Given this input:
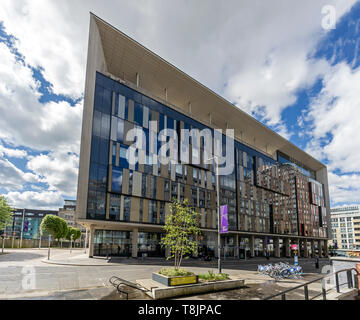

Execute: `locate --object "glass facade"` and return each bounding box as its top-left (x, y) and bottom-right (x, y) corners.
top-left (86, 72), bottom-right (328, 256)
top-left (4, 209), bottom-right (58, 240)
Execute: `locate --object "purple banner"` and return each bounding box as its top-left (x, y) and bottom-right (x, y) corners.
top-left (220, 205), bottom-right (229, 234)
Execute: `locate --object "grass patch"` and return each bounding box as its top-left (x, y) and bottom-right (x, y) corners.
top-left (158, 268), bottom-right (195, 277)
top-left (198, 270), bottom-right (230, 282)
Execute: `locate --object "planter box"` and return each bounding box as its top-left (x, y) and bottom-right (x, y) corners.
top-left (152, 273), bottom-right (199, 287)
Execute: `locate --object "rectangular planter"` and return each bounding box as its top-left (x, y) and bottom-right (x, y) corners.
top-left (152, 273), bottom-right (199, 287)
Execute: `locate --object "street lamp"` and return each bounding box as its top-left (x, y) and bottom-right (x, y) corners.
top-left (48, 235), bottom-right (51, 260)
top-left (1, 235), bottom-right (5, 254)
top-left (70, 234), bottom-right (74, 255)
top-left (207, 155), bottom-right (222, 274)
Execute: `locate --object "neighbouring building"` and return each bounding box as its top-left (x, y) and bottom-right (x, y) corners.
top-left (330, 206), bottom-right (360, 250)
top-left (58, 200), bottom-right (87, 242)
top-left (76, 14), bottom-right (331, 259)
top-left (3, 209), bottom-right (58, 240)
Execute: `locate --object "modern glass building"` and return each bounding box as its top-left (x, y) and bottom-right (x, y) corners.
top-left (3, 209), bottom-right (58, 240)
top-left (76, 14), bottom-right (331, 259)
top-left (330, 206), bottom-right (360, 251)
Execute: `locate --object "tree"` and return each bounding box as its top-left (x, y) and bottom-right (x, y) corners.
top-left (40, 215), bottom-right (68, 243)
top-left (161, 199), bottom-right (201, 270)
top-left (0, 195), bottom-right (13, 231)
top-left (65, 227), bottom-right (81, 242)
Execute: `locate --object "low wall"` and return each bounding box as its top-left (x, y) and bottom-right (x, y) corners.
top-left (1, 238), bottom-right (84, 249)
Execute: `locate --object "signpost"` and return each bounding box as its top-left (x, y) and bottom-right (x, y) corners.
top-left (291, 244), bottom-right (299, 266)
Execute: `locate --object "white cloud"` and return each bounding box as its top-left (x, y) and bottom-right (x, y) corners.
top-left (328, 172), bottom-right (360, 204)
top-left (0, 37), bottom-right (81, 208)
top-left (27, 150), bottom-right (79, 198)
top-left (305, 62), bottom-right (360, 174)
top-left (0, 144), bottom-right (27, 158)
top-left (6, 190), bottom-right (64, 210)
top-left (0, 158), bottom-right (38, 191)
top-left (0, 42), bottom-right (83, 153)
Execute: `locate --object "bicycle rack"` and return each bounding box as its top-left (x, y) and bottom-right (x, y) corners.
top-left (109, 276), bottom-right (150, 300)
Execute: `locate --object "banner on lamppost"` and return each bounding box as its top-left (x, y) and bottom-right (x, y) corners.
top-left (220, 205), bottom-right (229, 234)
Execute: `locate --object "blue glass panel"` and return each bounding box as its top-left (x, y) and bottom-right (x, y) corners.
top-left (94, 85), bottom-right (104, 112)
top-left (97, 164), bottom-right (108, 192)
top-left (134, 103), bottom-right (143, 127)
top-left (112, 168), bottom-right (123, 193)
top-left (167, 117), bottom-right (174, 130)
top-left (99, 138), bottom-right (110, 165)
top-left (102, 88), bottom-right (112, 115)
top-left (93, 111), bottom-right (101, 137)
top-left (100, 113), bottom-right (111, 140)
top-left (90, 135), bottom-right (100, 164)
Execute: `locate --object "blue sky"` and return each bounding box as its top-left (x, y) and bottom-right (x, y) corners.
top-left (0, 1), bottom-right (359, 209)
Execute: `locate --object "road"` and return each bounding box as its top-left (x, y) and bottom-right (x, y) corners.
top-left (0, 249), bottom-right (332, 300)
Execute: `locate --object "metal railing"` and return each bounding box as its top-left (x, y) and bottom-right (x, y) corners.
top-left (109, 276), bottom-right (149, 300)
top-left (263, 268), bottom-right (359, 300)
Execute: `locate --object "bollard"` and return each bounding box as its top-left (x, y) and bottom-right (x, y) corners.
top-left (356, 264), bottom-right (360, 296)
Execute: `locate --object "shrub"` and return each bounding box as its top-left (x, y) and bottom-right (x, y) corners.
top-left (198, 270), bottom-right (230, 282)
top-left (158, 268), bottom-right (194, 277)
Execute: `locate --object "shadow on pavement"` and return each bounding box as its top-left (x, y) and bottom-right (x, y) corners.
top-left (0, 251), bottom-right (44, 262)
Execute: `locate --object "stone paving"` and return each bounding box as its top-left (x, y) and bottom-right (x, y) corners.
top-left (0, 248), bottom-right (346, 300)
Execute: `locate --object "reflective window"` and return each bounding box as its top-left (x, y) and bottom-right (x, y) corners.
top-left (109, 194), bottom-right (121, 221)
top-left (118, 94), bottom-right (127, 119)
top-left (112, 168), bottom-right (123, 193)
top-left (134, 103), bottom-right (143, 127)
top-left (123, 196), bottom-right (131, 222)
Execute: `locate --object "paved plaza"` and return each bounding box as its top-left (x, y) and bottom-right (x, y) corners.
top-left (0, 248), bottom-right (349, 300)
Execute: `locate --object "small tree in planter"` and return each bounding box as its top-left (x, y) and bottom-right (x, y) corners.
top-left (161, 199), bottom-right (201, 271)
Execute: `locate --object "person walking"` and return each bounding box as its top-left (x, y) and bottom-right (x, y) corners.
top-left (315, 255), bottom-right (320, 269)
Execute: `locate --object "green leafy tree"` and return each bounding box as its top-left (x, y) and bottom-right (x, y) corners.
top-left (161, 199), bottom-right (201, 270)
top-left (40, 215), bottom-right (68, 243)
top-left (65, 227), bottom-right (81, 242)
top-left (0, 195), bottom-right (13, 231)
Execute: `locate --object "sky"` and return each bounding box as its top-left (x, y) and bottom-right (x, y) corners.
top-left (0, 0), bottom-right (360, 210)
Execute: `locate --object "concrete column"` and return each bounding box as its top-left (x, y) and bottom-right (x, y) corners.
top-left (303, 239), bottom-right (309, 258)
top-left (89, 226), bottom-right (95, 258)
top-left (250, 235), bottom-right (255, 258)
top-left (274, 237), bottom-right (280, 258)
top-left (318, 240), bottom-right (323, 258)
top-left (311, 240), bottom-right (316, 258)
top-left (284, 238), bottom-right (290, 257)
top-left (132, 228), bottom-right (139, 258)
top-left (235, 234), bottom-right (240, 258)
top-left (84, 229), bottom-right (89, 253)
top-left (324, 240), bottom-right (329, 257)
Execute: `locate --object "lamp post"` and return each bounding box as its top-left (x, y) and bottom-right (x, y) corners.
top-left (207, 155), bottom-right (221, 274)
top-left (48, 235), bottom-right (51, 260)
top-left (1, 236), bottom-right (4, 254)
top-left (70, 234), bottom-right (74, 255)
top-left (20, 208), bottom-right (25, 249)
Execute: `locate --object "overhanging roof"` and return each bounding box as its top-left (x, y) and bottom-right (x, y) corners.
top-left (90, 13), bottom-right (326, 172)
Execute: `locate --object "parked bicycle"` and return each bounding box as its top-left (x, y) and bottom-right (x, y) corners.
top-left (258, 262), bottom-right (303, 280)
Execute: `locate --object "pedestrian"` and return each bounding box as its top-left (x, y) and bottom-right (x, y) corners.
top-left (315, 255), bottom-right (319, 269)
top-left (265, 249), bottom-right (270, 261)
